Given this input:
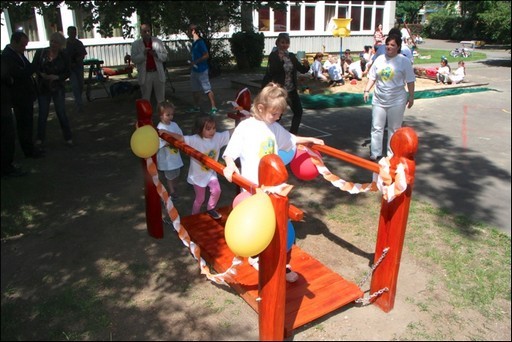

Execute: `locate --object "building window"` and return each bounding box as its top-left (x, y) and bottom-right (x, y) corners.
top-left (274, 9), bottom-right (286, 32)
top-left (8, 8), bottom-right (39, 41)
top-left (73, 9), bottom-right (94, 39)
top-left (43, 8), bottom-right (64, 39)
top-left (290, 5), bottom-right (301, 31)
top-left (363, 6), bottom-right (373, 31)
top-left (258, 1), bottom-right (386, 34)
top-left (375, 8), bottom-right (384, 30)
top-left (305, 5), bottom-right (315, 30)
top-left (325, 2), bottom-right (348, 31)
top-left (258, 7), bottom-right (270, 31)
top-left (350, 4), bottom-right (361, 31)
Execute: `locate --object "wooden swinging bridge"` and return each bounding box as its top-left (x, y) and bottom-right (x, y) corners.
top-left (136, 99), bottom-right (418, 340)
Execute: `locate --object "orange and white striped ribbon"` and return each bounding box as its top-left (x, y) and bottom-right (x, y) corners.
top-left (299, 145), bottom-right (407, 202)
top-left (145, 158), bottom-right (242, 285)
top-left (374, 156), bottom-right (408, 202)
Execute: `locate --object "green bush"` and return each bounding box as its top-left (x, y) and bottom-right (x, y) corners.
top-left (229, 31), bottom-right (265, 70)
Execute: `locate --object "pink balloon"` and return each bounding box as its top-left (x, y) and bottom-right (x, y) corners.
top-left (290, 148), bottom-right (320, 181)
top-left (232, 191), bottom-right (252, 208)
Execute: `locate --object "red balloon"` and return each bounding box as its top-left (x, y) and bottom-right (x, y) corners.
top-left (232, 191), bottom-right (252, 208)
top-left (290, 148), bottom-right (320, 181)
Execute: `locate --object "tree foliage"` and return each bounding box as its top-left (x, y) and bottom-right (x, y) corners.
top-left (396, 1), bottom-right (427, 24)
top-left (397, 0), bottom-right (511, 44)
top-left (1, 1), bottom-right (286, 39)
top-left (477, 1), bottom-right (511, 44)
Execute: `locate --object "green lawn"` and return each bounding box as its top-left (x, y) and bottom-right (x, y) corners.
top-left (412, 47), bottom-right (487, 65)
top-left (257, 48), bottom-right (487, 69)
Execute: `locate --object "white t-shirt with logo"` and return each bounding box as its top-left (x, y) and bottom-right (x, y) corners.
top-left (223, 117), bottom-right (296, 185)
top-left (184, 131), bottom-right (230, 187)
top-left (156, 121), bottom-right (184, 171)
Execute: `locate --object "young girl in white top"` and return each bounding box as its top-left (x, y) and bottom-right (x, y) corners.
top-left (160, 116), bottom-right (232, 219)
top-left (449, 60), bottom-right (466, 84)
top-left (156, 100), bottom-right (184, 200)
top-left (436, 57), bottom-right (451, 84)
top-left (223, 82), bottom-right (324, 282)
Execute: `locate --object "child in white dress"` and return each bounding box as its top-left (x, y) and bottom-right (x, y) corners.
top-left (156, 101), bottom-right (184, 200)
top-left (449, 61), bottom-right (466, 84)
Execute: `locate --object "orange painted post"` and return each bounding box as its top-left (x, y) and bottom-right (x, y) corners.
top-left (258, 154), bottom-right (289, 341)
top-left (370, 127), bottom-right (418, 312)
top-left (136, 99), bottom-right (163, 239)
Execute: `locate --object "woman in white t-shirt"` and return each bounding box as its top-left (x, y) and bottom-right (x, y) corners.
top-left (363, 34), bottom-right (416, 161)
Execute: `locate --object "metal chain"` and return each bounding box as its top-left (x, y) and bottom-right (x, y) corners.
top-left (357, 247), bottom-right (389, 288)
top-left (354, 247), bottom-right (390, 306)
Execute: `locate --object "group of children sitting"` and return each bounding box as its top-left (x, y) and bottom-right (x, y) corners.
top-left (309, 46), bottom-right (375, 87)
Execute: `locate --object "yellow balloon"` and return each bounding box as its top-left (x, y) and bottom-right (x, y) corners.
top-left (130, 125), bottom-right (159, 158)
top-left (225, 192), bottom-right (276, 257)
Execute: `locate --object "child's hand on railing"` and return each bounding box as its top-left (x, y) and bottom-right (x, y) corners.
top-left (223, 164), bottom-right (240, 182)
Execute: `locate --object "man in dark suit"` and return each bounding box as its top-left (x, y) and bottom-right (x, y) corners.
top-left (1, 31), bottom-right (42, 159)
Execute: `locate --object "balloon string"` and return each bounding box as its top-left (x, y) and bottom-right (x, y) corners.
top-left (298, 145), bottom-right (407, 202)
top-left (145, 157), bottom-right (242, 285)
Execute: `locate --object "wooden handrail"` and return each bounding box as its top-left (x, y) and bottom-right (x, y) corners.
top-left (310, 144), bottom-right (380, 174)
top-left (160, 132), bottom-right (259, 193)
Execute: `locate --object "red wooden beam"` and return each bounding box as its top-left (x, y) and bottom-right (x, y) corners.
top-left (136, 99), bottom-right (163, 239)
top-left (370, 127), bottom-right (418, 312)
top-left (257, 154), bottom-right (289, 341)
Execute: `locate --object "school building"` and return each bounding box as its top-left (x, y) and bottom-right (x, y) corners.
top-left (1, 1), bottom-right (396, 66)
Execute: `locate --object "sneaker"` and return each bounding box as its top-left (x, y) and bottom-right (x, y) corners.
top-left (248, 256), bottom-right (259, 271)
top-left (285, 265), bottom-right (299, 283)
top-left (186, 106), bottom-right (200, 114)
top-left (207, 209), bottom-right (222, 220)
top-left (66, 139), bottom-right (73, 147)
top-left (209, 107), bottom-right (219, 116)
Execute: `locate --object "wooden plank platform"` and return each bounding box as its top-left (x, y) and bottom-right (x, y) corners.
top-left (181, 206), bottom-right (364, 334)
